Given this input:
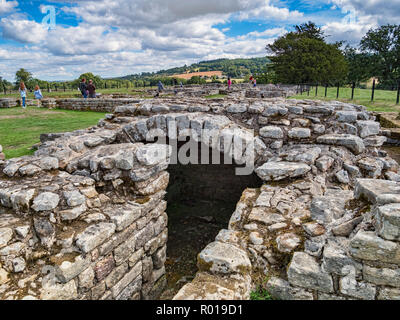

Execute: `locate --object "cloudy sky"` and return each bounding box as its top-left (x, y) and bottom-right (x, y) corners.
top-left (0, 0), bottom-right (397, 81)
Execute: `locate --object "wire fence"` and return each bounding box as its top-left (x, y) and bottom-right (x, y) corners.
top-left (296, 81), bottom-right (400, 105)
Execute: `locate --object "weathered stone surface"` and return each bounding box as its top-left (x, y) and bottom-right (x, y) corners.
top-left (255, 161), bottom-right (311, 181)
top-left (311, 190), bottom-right (353, 223)
top-left (355, 179), bottom-right (400, 204)
top-left (259, 126), bottom-right (283, 139)
top-left (32, 192), bottom-right (60, 212)
top-left (55, 255), bottom-right (91, 283)
top-left (288, 252), bottom-right (334, 293)
top-left (378, 288), bottom-right (400, 300)
top-left (332, 217), bottom-right (363, 237)
top-left (198, 242), bottom-right (251, 274)
top-left (248, 207), bottom-right (286, 225)
top-left (317, 134), bottom-right (365, 154)
top-left (363, 265), bottom-right (400, 287)
top-left (350, 231), bottom-right (400, 264)
top-left (288, 128), bottom-right (311, 139)
top-left (266, 277), bottom-right (313, 300)
top-left (64, 190), bottom-right (85, 207)
top-left (135, 144), bottom-right (171, 166)
top-left (0, 228), bottom-right (13, 248)
top-left (356, 120), bottom-right (380, 138)
top-left (336, 111), bottom-right (358, 123)
top-left (322, 242), bottom-right (360, 276)
top-left (76, 223), bottom-right (116, 253)
top-left (276, 233), bottom-right (302, 253)
top-left (112, 261), bottom-right (142, 298)
top-left (375, 204), bottom-right (400, 241)
top-left (41, 279), bottom-right (78, 300)
top-left (339, 276), bottom-right (376, 300)
top-left (95, 255), bottom-right (115, 281)
top-left (105, 205), bottom-right (141, 232)
top-left (316, 156), bottom-right (334, 172)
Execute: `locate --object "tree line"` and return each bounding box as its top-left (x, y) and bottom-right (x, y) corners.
top-left (261, 22), bottom-right (400, 90)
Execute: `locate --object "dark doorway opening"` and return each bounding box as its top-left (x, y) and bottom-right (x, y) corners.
top-left (160, 141), bottom-right (262, 299)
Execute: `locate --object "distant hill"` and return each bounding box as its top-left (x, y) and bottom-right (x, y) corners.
top-left (117, 57), bottom-right (270, 80)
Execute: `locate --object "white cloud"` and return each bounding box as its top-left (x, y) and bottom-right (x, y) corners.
top-left (0, 0), bottom-right (18, 16)
top-left (0, 14), bottom-right (48, 44)
top-left (1, 0), bottom-right (399, 81)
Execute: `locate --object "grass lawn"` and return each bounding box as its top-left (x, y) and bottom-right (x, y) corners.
top-left (0, 107), bottom-right (106, 159)
top-left (205, 94), bottom-right (227, 99)
top-left (0, 87), bottom-right (155, 99)
top-left (290, 86), bottom-right (400, 113)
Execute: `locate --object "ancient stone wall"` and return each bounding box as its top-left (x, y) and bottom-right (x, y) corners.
top-left (1, 96), bottom-right (400, 300)
top-left (43, 98), bottom-right (141, 113)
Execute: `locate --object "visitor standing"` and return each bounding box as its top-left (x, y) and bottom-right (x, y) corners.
top-left (253, 78), bottom-right (257, 88)
top-left (79, 78), bottom-right (88, 99)
top-left (19, 82), bottom-right (27, 109)
top-left (158, 81), bottom-right (165, 93)
top-left (34, 85), bottom-right (43, 107)
top-left (87, 80), bottom-right (96, 98)
top-left (227, 77), bottom-right (232, 90)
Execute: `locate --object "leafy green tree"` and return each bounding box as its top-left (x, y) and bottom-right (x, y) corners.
top-left (267, 22), bottom-right (348, 84)
top-left (344, 46), bottom-right (375, 85)
top-left (77, 72), bottom-right (103, 88)
top-left (15, 68), bottom-right (32, 86)
top-left (360, 24), bottom-right (400, 89)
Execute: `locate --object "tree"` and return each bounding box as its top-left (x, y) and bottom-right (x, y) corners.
top-left (360, 24), bottom-right (400, 89)
top-left (267, 22), bottom-right (348, 84)
top-left (344, 46), bottom-right (375, 85)
top-left (15, 68), bottom-right (32, 86)
top-left (76, 72), bottom-right (103, 88)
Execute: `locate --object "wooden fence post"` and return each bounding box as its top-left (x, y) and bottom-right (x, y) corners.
top-left (47, 83), bottom-right (50, 93)
top-left (351, 82), bottom-right (355, 100)
top-left (371, 79), bottom-right (376, 102)
top-left (315, 83), bottom-right (318, 97)
top-left (325, 84), bottom-right (328, 97)
top-left (336, 83), bottom-right (340, 99)
top-left (397, 82), bottom-right (400, 105)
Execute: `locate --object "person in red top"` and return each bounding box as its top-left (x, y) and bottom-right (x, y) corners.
top-left (87, 80), bottom-right (96, 98)
top-left (227, 77), bottom-right (232, 90)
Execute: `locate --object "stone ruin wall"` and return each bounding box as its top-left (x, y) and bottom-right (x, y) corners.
top-left (1, 96), bottom-right (400, 300)
top-left (0, 84), bottom-right (297, 112)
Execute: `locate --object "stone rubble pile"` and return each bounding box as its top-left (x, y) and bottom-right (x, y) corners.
top-left (1, 95), bottom-right (400, 300)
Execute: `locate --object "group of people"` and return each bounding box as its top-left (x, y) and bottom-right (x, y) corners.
top-left (18, 82), bottom-right (43, 109)
top-left (227, 75), bottom-right (256, 90)
top-left (79, 78), bottom-right (97, 99)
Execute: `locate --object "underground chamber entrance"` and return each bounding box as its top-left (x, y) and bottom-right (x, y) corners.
top-left (159, 142), bottom-right (262, 299)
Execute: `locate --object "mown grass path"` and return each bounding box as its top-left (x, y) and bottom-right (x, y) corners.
top-left (0, 107), bottom-right (106, 159)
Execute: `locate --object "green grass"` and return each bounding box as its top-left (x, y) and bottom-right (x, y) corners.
top-left (0, 87), bottom-right (154, 99)
top-left (250, 287), bottom-right (273, 301)
top-left (290, 86), bottom-right (400, 113)
top-left (0, 107), bottom-right (106, 159)
top-left (205, 94), bottom-right (227, 99)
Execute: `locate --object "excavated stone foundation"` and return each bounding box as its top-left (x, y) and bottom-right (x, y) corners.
top-left (1, 96), bottom-right (400, 300)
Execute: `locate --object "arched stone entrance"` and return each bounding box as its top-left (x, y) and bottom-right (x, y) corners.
top-left (0, 97), bottom-right (399, 301)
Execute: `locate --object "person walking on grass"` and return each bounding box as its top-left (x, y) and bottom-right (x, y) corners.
top-left (34, 85), bottom-right (43, 107)
top-left (19, 82), bottom-right (27, 109)
top-left (79, 78), bottom-right (88, 99)
top-left (228, 77), bottom-right (232, 90)
top-left (87, 80), bottom-right (96, 98)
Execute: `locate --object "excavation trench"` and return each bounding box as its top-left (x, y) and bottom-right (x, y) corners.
top-left (159, 141), bottom-right (262, 299)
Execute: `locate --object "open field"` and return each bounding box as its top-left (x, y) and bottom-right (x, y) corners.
top-left (289, 86), bottom-right (400, 113)
top-left (0, 87), bottom-right (155, 99)
top-left (0, 107), bottom-right (106, 159)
